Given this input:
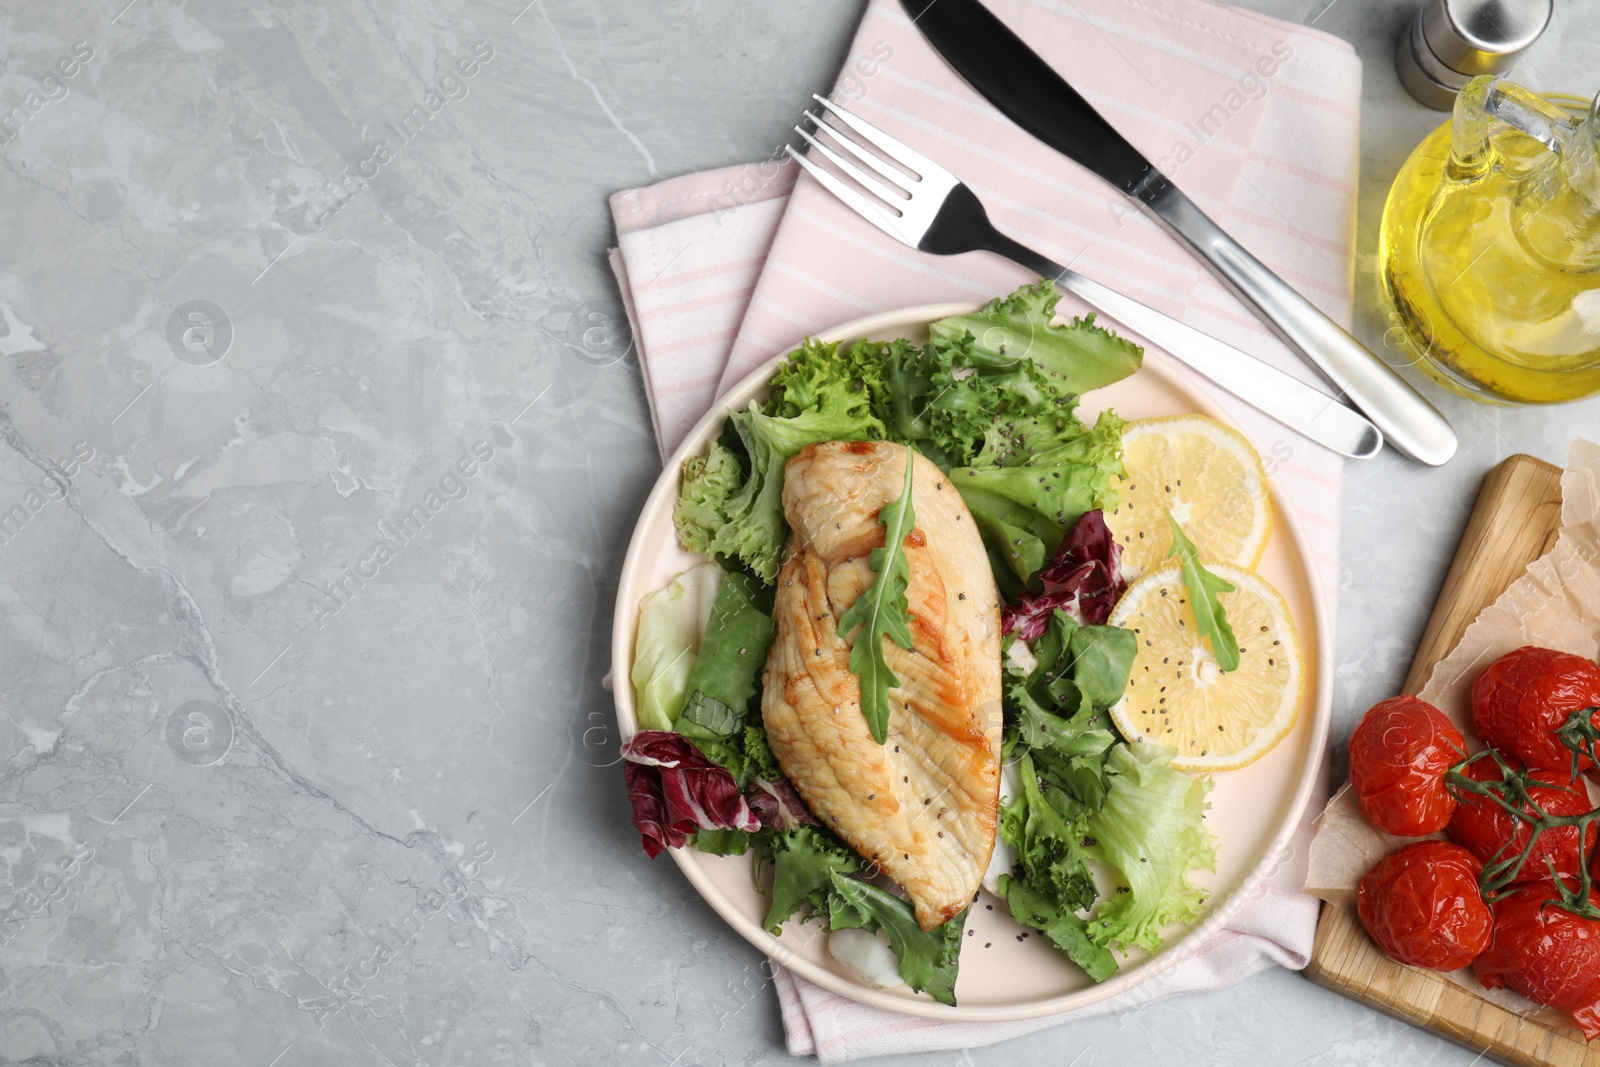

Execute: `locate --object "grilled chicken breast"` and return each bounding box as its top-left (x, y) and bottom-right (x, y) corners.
top-left (763, 440), bottom-right (1002, 930)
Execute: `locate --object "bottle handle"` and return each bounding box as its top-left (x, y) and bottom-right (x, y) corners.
top-left (1449, 75), bottom-right (1580, 178)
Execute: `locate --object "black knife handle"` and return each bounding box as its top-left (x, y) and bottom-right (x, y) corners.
top-left (900, 0), bottom-right (1169, 200)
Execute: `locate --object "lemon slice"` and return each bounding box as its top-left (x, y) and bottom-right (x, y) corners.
top-left (1105, 415), bottom-right (1271, 579)
top-left (1107, 562), bottom-right (1303, 772)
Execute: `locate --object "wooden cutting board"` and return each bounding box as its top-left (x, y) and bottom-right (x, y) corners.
top-left (1303, 453), bottom-right (1590, 1066)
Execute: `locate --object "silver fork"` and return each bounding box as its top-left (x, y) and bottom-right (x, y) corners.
top-left (786, 96), bottom-right (1382, 461)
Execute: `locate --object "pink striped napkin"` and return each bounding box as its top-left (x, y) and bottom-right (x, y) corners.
top-left (609, 0), bottom-right (1359, 1058)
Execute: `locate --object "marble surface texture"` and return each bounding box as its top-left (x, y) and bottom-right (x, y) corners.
top-left (0, 0), bottom-right (1597, 1064)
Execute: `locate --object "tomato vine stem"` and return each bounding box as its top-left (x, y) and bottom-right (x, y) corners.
top-left (1443, 750), bottom-right (1600, 920)
top-left (1556, 703), bottom-right (1600, 782)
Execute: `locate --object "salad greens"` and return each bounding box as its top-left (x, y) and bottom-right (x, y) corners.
top-left (633, 280), bottom-right (1222, 1003)
top-left (927, 284), bottom-right (1144, 394)
top-left (674, 281), bottom-right (1137, 586)
top-left (675, 355), bottom-right (885, 584)
top-left (1084, 743), bottom-right (1217, 953)
top-left (630, 562), bottom-right (723, 731)
top-left (633, 566), bottom-right (965, 1003)
top-left (765, 827), bottom-right (865, 935)
top-left (1165, 511), bottom-right (1241, 672)
top-left (758, 802), bottom-right (966, 1005)
top-left (1000, 508), bottom-right (1125, 640)
top-left (673, 572), bottom-right (779, 781)
top-left (998, 875), bottom-right (1118, 983)
top-left (826, 873), bottom-right (966, 1006)
top-left (997, 607), bottom-right (1215, 974)
top-left (837, 446), bottom-right (916, 744)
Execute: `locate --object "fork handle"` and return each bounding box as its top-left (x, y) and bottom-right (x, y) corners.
top-left (981, 231), bottom-right (1383, 461)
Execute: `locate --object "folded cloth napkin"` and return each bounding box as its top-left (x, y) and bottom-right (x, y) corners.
top-left (609, 0), bottom-right (1360, 1059)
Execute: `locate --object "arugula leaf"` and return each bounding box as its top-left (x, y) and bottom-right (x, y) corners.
top-left (825, 872), bottom-right (965, 1006)
top-left (998, 874), bottom-right (1118, 983)
top-left (1164, 511), bottom-right (1240, 672)
top-left (837, 445), bottom-right (917, 744)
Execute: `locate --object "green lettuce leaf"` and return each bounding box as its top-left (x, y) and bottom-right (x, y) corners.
top-left (689, 828), bottom-right (755, 856)
top-left (825, 872), bottom-right (965, 1006)
top-left (673, 282), bottom-right (1139, 590)
top-left (765, 827), bottom-right (864, 934)
top-left (1003, 611), bottom-right (1133, 811)
top-left (629, 563), bottom-right (725, 731)
top-left (1066, 624), bottom-right (1138, 710)
top-left (957, 483), bottom-right (1052, 583)
top-left (1084, 742), bottom-right (1217, 954)
top-left (870, 337), bottom-right (997, 470)
top-left (767, 336), bottom-right (886, 419)
top-left (1001, 752), bottom-right (1097, 913)
top-left (673, 573), bottom-right (779, 783)
top-left (673, 340), bottom-right (885, 583)
top-left (763, 826), bottom-right (968, 1004)
top-left (927, 281), bottom-right (1143, 394)
top-left (999, 874), bottom-right (1118, 983)
top-left (952, 409), bottom-right (1126, 564)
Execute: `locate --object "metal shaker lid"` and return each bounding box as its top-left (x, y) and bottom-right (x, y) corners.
top-left (1396, 0), bottom-right (1553, 110)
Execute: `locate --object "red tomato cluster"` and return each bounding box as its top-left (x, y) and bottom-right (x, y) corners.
top-left (1348, 646), bottom-right (1600, 1041)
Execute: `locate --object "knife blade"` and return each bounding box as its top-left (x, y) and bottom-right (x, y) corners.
top-left (899, 0), bottom-right (1458, 466)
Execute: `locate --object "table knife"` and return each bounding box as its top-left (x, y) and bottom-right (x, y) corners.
top-left (899, 0), bottom-right (1458, 466)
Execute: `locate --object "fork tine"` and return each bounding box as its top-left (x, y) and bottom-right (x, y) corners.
top-left (792, 124), bottom-right (907, 209)
top-left (802, 109), bottom-right (913, 192)
top-left (783, 145), bottom-right (907, 245)
top-left (811, 95), bottom-right (943, 182)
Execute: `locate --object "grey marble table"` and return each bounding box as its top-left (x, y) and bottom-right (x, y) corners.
top-left (1, 0), bottom-right (1597, 1064)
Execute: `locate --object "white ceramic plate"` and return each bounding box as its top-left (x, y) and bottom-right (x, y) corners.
top-left (611, 304), bottom-right (1333, 1021)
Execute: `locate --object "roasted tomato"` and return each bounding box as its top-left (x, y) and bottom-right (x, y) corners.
top-left (1472, 646), bottom-right (1600, 776)
top-left (1348, 695), bottom-right (1465, 836)
top-left (1357, 841), bottom-right (1493, 970)
top-left (1446, 757), bottom-right (1596, 883)
top-left (1474, 883), bottom-right (1600, 1040)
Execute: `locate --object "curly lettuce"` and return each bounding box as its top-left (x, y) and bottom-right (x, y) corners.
top-left (928, 281), bottom-right (1143, 393)
top-left (953, 409), bottom-right (1126, 584)
top-left (1084, 742), bottom-right (1218, 954)
top-left (672, 281), bottom-right (1142, 589)
top-left (673, 340), bottom-right (885, 583)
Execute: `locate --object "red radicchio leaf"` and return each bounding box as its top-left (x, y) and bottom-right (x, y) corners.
top-left (622, 730), bottom-right (761, 857)
top-left (745, 776), bottom-right (818, 832)
top-left (1001, 509), bottom-right (1126, 641)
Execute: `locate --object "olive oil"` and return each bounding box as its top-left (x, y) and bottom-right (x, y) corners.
top-left (1379, 92), bottom-right (1600, 403)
